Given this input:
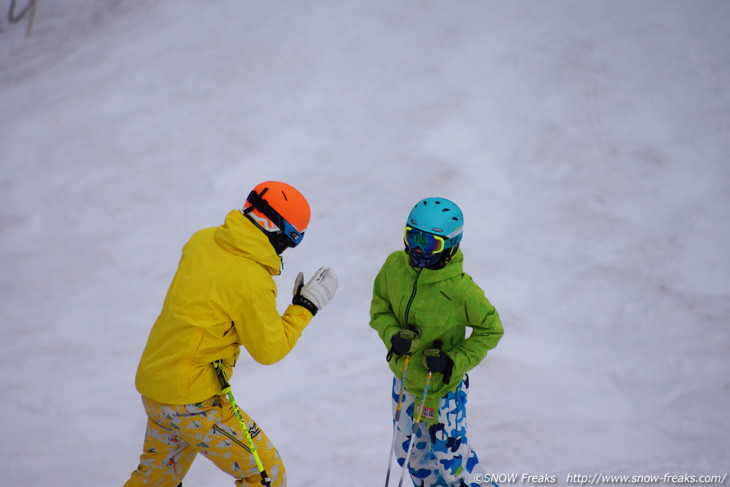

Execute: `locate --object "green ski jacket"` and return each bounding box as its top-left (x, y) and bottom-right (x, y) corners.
top-left (369, 249), bottom-right (503, 421)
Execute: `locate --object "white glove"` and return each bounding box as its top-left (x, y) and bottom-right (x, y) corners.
top-left (292, 267), bottom-right (339, 316)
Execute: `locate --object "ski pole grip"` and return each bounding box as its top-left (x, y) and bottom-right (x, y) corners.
top-left (213, 361), bottom-right (231, 391)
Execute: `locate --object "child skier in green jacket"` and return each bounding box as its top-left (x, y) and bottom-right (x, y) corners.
top-left (370, 197), bottom-right (504, 487)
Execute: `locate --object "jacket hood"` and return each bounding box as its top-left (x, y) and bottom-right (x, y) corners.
top-left (214, 210), bottom-right (282, 275)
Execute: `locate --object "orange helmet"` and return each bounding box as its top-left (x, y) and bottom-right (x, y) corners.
top-left (242, 181), bottom-right (310, 248)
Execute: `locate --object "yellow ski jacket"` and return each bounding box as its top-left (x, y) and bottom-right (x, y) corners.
top-left (135, 210), bottom-right (313, 405)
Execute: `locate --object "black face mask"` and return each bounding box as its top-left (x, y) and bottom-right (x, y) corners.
top-left (269, 231), bottom-right (293, 255)
top-left (405, 244), bottom-right (459, 270)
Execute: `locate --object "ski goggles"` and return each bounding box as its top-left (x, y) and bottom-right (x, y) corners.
top-left (245, 189), bottom-right (304, 247)
top-left (403, 226), bottom-right (446, 254)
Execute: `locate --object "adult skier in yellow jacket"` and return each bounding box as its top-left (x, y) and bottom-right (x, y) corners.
top-left (124, 181), bottom-right (338, 487)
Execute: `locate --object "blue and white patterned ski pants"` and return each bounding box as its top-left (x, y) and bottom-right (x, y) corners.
top-left (392, 375), bottom-right (486, 487)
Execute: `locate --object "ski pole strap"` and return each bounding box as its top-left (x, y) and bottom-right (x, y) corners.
top-left (211, 361), bottom-right (272, 487)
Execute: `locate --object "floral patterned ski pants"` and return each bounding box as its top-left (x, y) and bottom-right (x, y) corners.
top-left (124, 395), bottom-right (285, 487)
top-left (392, 375), bottom-right (487, 487)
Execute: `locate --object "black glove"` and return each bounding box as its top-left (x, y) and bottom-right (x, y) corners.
top-left (424, 348), bottom-right (454, 384)
top-left (391, 329), bottom-right (418, 355)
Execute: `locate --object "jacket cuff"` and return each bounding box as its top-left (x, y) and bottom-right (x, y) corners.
top-left (292, 294), bottom-right (318, 316)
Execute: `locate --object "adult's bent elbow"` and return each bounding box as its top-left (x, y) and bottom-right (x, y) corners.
top-left (250, 348), bottom-right (287, 365)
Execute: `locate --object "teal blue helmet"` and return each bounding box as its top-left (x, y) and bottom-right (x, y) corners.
top-left (404, 197), bottom-right (463, 268)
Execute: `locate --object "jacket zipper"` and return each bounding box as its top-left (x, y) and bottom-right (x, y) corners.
top-left (403, 268), bottom-right (422, 326)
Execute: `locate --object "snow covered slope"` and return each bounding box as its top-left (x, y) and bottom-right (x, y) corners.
top-left (1, 1), bottom-right (729, 485)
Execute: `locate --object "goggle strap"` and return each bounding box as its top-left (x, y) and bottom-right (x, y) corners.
top-left (245, 188), bottom-right (285, 229)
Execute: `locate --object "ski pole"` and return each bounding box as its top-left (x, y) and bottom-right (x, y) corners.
top-left (384, 354), bottom-right (410, 487)
top-left (397, 370), bottom-right (433, 487)
top-left (213, 361), bottom-right (272, 487)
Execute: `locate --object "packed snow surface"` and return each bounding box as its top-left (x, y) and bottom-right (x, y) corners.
top-left (1, 1), bottom-right (729, 485)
